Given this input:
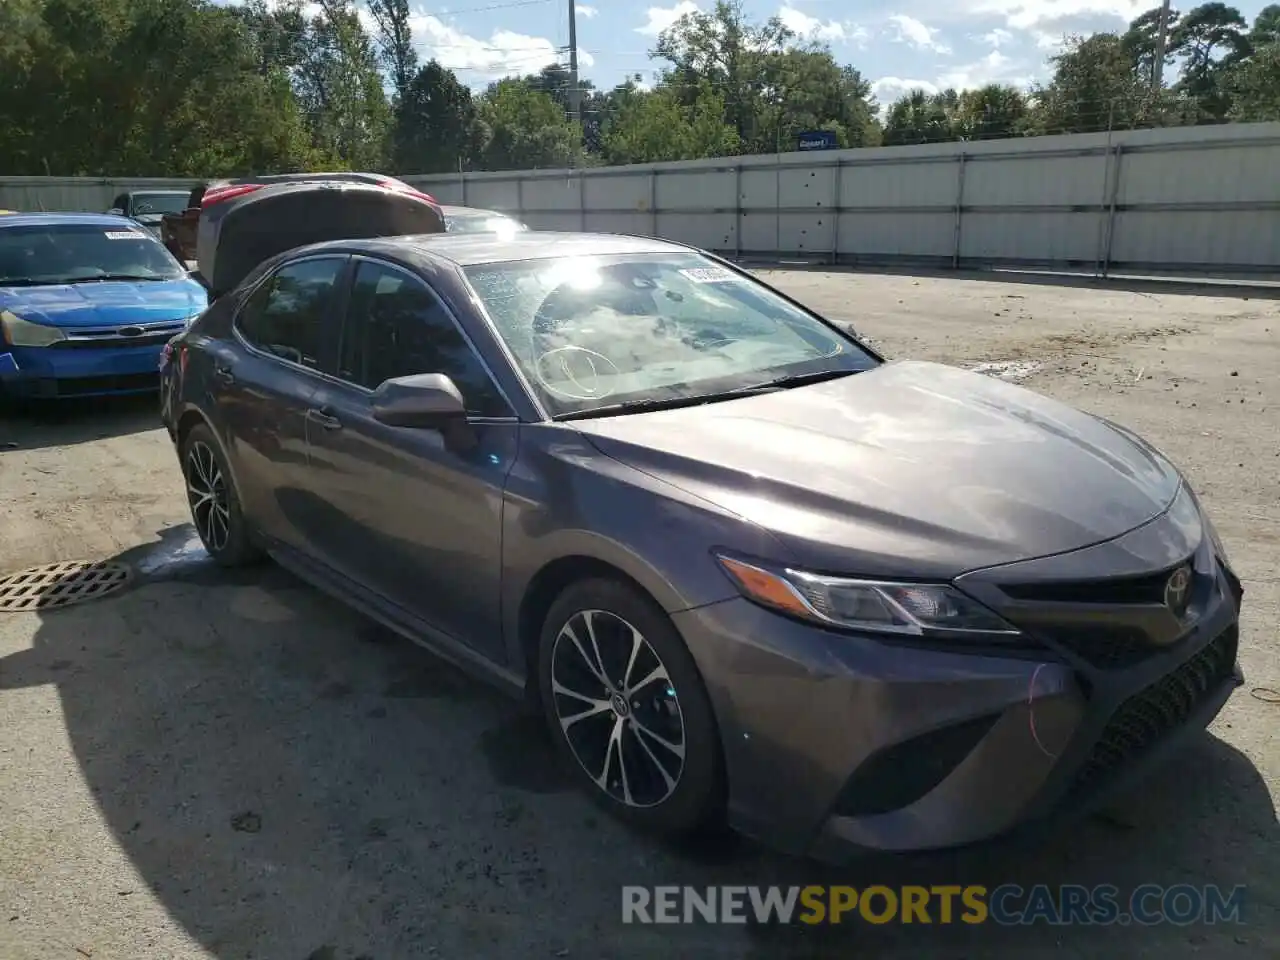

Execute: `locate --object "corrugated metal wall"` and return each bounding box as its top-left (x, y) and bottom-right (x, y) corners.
top-left (0, 177), bottom-right (198, 214)
top-left (3, 122), bottom-right (1277, 276)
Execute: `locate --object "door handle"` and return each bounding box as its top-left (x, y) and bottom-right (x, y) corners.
top-left (213, 364), bottom-right (235, 385)
top-left (307, 407), bottom-right (342, 430)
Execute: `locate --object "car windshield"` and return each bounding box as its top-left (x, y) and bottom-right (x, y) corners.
top-left (0, 223), bottom-right (185, 286)
top-left (130, 193), bottom-right (188, 215)
top-left (462, 252), bottom-right (877, 418)
top-left (447, 212), bottom-right (527, 235)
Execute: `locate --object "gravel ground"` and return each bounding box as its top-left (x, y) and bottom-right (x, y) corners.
top-left (0, 268), bottom-right (1276, 960)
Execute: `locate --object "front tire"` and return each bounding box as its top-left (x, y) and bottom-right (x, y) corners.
top-left (181, 423), bottom-right (260, 567)
top-left (538, 578), bottom-right (725, 837)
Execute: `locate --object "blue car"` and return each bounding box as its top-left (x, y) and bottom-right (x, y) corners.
top-left (0, 213), bottom-right (208, 399)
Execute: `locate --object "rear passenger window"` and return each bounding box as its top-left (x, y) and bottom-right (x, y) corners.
top-left (236, 257), bottom-right (344, 370)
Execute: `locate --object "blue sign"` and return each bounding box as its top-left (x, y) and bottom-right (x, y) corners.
top-left (796, 130), bottom-right (838, 151)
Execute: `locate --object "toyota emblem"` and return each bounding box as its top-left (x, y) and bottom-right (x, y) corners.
top-left (1164, 565), bottom-right (1192, 618)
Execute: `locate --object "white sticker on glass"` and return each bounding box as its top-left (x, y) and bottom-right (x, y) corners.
top-left (104, 230), bottom-right (146, 240)
top-left (679, 267), bottom-right (740, 284)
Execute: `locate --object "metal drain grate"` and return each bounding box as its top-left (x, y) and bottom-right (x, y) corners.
top-left (0, 560), bottom-right (132, 612)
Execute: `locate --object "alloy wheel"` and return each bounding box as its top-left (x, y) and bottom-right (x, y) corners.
top-left (185, 440), bottom-right (231, 553)
top-left (550, 609), bottom-right (687, 808)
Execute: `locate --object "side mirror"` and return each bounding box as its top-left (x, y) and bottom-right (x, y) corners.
top-left (371, 373), bottom-right (476, 450)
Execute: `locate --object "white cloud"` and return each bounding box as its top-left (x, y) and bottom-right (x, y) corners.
top-left (578, 4), bottom-right (598, 17)
top-left (936, 49), bottom-right (1027, 90)
top-left (968, 0), bottom-right (1145, 31)
top-left (872, 76), bottom-right (940, 110)
top-left (981, 27), bottom-right (1015, 46)
top-left (404, 13), bottom-right (593, 77)
top-left (777, 4), bottom-right (866, 44)
top-left (887, 14), bottom-right (951, 53)
top-left (636, 1), bottom-right (701, 36)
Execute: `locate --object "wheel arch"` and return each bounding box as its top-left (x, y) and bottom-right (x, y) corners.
top-left (515, 554), bottom-right (671, 709)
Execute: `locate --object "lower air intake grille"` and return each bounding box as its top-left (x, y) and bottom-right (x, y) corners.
top-left (1071, 625), bottom-right (1238, 795)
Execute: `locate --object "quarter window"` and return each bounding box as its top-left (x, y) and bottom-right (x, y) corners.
top-left (236, 257), bottom-right (344, 371)
top-left (339, 261), bottom-right (508, 417)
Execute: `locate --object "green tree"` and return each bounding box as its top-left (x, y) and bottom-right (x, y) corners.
top-left (367, 0), bottom-right (418, 101)
top-left (476, 79), bottom-right (579, 170)
top-left (652, 0), bottom-right (792, 149)
top-left (393, 60), bottom-right (480, 173)
top-left (1248, 3), bottom-right (1280, 45)
top-left (882, 90), bottom-right (959, 145)
top-left (1171, 2), bottom-right (1251, 118)
top-left (602, 84), bottom-right (740, 164)
top-left (1121, 6), bottom-right (1183, 84)
top-left (295, 0), bottom-right (391, 169)
top-left (1027, 32), bottom-right (1196, 133)
top-left (955, 84), bottom-right (1030, 140)
top-left (1227, 30), bottom-right (1280, 119)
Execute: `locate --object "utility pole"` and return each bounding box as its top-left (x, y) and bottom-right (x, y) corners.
top-left (1151, 0), bottom-right (1172, 92)
top-left (567, 0), bottom-right (581, 150)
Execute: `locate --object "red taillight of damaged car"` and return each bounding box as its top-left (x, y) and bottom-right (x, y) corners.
top-left (200, 184), bottom-right (263, 208)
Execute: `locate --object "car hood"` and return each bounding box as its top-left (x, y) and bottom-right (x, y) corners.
top-left (571, 360), bottom-right (1182, 580)
top-left (0, 278), bottom-right (207, 328)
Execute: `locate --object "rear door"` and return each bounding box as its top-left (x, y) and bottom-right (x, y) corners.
top-left (303, 255), bottom-right (519, 661)
top-left (210, 254), bottom-right (350, 554)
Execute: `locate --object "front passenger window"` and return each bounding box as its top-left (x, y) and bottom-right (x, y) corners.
top-left (339, 261), bottom-right (509, 417)
top-left (236, 257), bottom-right (345, 370)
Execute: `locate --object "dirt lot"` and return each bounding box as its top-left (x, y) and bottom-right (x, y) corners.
top-left (0, 268), bottom-right (1276, 959)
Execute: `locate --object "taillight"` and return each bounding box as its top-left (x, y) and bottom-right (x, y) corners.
top-left (201, 184), bottom-right (263, 207)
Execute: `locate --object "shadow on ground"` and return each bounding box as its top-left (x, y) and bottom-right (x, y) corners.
top-left (0, 391), bottom-right (162, 451)
top-left (0, 526), bottom-right (1274, 958)
top-left (746, 262), bottom-right (1280, 301)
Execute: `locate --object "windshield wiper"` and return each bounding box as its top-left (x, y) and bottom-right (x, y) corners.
top-left (65, 273), bottom-right (174, 283)
top-left (556, 370), bottom-right (860, 421)
top-left (732, 368), bottom-right (858, 392)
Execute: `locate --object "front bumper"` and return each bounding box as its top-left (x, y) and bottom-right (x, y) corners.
top-left (0, 343), bottom-right (164, 398)
top-left (672, 504), bottom-right (1244, 860)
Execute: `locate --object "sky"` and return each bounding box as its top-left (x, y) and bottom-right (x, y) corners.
top-left (218, 0), bottom-right (1271, 108)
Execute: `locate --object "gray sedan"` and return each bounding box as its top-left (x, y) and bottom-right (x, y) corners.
top-left (158, 232), bottom-right (1244, 860)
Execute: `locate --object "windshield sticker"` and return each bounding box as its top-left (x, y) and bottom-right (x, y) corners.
top-left (104, 230), bottom-right (146, 240)
top-left (679, 267), bottom-right (741, 284)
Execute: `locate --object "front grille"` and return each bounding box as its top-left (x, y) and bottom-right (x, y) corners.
top-left (53, 334), bottom-right (176, 350)
top-left (1071, 625), bottom-right (1238, 795)
top-left (1001, 566), bottom-right (1181, 605)
top-left (1034, 625), bottom-right (1156, 669)
top-left (28, 373), bottom-right (158, 397)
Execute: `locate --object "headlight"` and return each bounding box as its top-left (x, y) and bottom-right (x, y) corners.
top-left (1203, 513), bottom-right (1232, 569)
top-left (715, 554), bottom-right (1021, 638)
top-left (0, 310), bottom-right (66, 347)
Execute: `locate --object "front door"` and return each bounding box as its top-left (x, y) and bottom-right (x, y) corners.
top-left (212, 254), bottom-right (348, 553)
top-left (304, 256), bottom-right (519, 662)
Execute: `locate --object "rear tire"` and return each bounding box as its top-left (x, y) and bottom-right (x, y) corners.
top-left (538, 577), bottom-right (725, 837)
top-left (180, 423), bottom-right (260, 567)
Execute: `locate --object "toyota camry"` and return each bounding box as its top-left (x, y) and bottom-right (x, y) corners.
top-left (159, 232), bottom-right (1244, 861)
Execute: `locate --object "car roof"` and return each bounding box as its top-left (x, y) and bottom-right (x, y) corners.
top-left (0, 212), bottom-right (143, 229)
top-left (369, 231), bottom-right (692, 266)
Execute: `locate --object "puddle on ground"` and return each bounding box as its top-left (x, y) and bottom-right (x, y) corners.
top-left (132, 526), bottom-right (212, 579)
top-left (967, 359), bottom-right (1045, 382)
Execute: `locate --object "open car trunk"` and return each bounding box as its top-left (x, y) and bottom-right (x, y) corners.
top-left (197, 181), bottom-right (446, 298)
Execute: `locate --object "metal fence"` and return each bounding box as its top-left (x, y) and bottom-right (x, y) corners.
top-left (4, 121), bottom-right (1278, 278)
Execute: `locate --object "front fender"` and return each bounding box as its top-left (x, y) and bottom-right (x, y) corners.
top-left (498, 425), bottom-right (788, 672)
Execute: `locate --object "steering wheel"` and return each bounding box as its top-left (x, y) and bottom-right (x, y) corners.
top-left (533, 345), bottom-right (622, 401)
